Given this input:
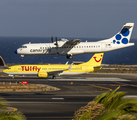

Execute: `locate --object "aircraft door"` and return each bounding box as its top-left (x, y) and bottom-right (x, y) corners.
top-left (14, 67), bottom-right (18, 72)
top-left (85, 67), bottom-right (88, 73)
top-left (45, 46), bottom-right (51, 54)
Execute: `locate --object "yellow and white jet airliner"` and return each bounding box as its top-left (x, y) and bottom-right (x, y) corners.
top-left (15, 23), bottom-right (134, 59)
top-left (3, 53), bottom-right (104, 79)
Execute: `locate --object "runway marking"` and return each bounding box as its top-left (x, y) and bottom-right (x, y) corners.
top-left (130, 84), bottom-right (137, 87)
top-left (51, 98), bottom-right (64, 100)
top-left (124, 95), bottom-right (137, 99)
top-left (89, 84), bottom-right (112, 91)
top-left (27, 116), bottom-right (73, 119)
top-left (2, 91), bottom-right (109, 95)
top-left (6, 98), bottom-right (64, 100)
top-left (112, 81), bottom-right (128, 86)
top-left (48, 77), bottom-right (130, 81)
top-left (112, 81), bottom-right (137, 87)
top-left (6, 107), bottom-right (17, 112)
top-left (8, 102), bottom-right (88, 104)
top-left (44, 91), bottom-right (108, 94)
top-left (4, 93), bottom-right (35, 94)
top-left (86, 78), bottom-right (130, 81)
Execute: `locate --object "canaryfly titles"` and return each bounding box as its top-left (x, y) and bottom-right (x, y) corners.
top-left (30, 49), bottom-right (45, 53)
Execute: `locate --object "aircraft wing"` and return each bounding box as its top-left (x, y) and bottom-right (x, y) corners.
top-left (66, 39), bottom-right (81, 46)
top-left (47, 63), bottom-right (73, 76)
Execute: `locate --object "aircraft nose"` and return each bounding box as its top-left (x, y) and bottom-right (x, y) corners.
top-left (3, 69), bottom-right (7, 73)
top-left (14, 50), bottom-right (17, 54)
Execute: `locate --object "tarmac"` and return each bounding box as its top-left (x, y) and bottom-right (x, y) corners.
top-left (0, 73), bottom-right (137, 119)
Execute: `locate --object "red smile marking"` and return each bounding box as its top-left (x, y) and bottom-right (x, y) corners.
top-left (93, 55), bottom-right (102, 62)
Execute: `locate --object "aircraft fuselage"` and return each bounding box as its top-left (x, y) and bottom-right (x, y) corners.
top-left (16, 42), bottom-right (134, 56)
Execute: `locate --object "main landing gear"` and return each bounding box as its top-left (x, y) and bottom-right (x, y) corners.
top-left (52, 76), bottom-right (56, 79)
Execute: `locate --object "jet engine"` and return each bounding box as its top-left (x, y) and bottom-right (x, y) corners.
top-left (66, 54), bottom-right (73, 59)
top-left (38, 72), bottom-right (48, 78)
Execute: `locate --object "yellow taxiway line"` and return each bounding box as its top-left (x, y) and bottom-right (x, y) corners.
top-left (112, 81), bottom-right (137, 87)
top-left (6, 107), bottom-right (17, 112)
top-left (27, 116), bottom-right (73, 119)
top-left (89, 84), bottom-right (112, 91)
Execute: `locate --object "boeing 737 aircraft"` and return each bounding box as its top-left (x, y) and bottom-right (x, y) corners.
top-left (3, 53), bottom-right (104, 79)
top-left (15, 23), bottom-right (134, 59)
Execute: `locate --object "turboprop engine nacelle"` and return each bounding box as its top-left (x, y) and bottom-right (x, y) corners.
top-left (38, 72), bottom-right (48, 78)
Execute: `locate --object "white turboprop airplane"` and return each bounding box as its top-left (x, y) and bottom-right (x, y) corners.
top-left (15, 23), bottom-right (134, 59)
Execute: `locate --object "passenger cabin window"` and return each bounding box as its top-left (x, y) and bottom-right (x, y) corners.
top-left (20, 46), bottom-right (27, 48)
top-left (42, 68), bottom-right (47, 70)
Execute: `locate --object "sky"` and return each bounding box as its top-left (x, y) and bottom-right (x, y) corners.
top-left (0, 0), bottom-right (137, 39)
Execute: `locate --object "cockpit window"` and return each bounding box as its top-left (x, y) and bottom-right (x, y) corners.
top-left (20, 46), bottom-right (27, 48)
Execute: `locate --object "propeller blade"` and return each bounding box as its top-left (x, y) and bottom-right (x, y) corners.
top-left (55, 37), bottom-right (58, 49)
top-left (51, 36), bottom-right (53, 43)
top-left (55, 37), bottom-right (58, 45)
top-left (55, 37), bottom-right (57, 43)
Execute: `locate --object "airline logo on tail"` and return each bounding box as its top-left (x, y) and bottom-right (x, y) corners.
top-left (113, 28), bottom-right (129, 44)
top-left (93, 55), bottom-right (103, 62)
top-left (113, 23), bottom-right (134, 45)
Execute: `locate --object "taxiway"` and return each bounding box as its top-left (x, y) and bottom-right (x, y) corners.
top-left (0, 73), bottom-right (137, 120)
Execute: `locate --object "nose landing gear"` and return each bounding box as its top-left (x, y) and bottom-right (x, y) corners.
top-left (21, 55), bottom-right (24, 59)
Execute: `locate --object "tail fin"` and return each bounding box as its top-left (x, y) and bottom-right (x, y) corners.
top-left (100, 23), bottom-right (134, 44)
top-left (81, 53), bottom-right (104, 66)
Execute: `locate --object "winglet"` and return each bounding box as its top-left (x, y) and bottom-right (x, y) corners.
top-left (65, 61), bottom-right (69, 65)
top-left (68, 63), bottom-right (73, 72)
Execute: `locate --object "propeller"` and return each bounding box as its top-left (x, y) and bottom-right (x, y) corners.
top-left (55, 37), bottom-right (57, 44)
top-left (55, 37), bottom-right (58, 45)
top-left (51, 36), bottom-right (58, 50)
top-left (55, 37), bottom-right (58, 50)
top-left (51, 36), bottom-right (53, 43)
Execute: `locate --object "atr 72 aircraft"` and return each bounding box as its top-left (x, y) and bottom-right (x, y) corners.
top-left (3, 53), bottom-right (104, 79)
top-left (15, 23), bottom-right (134, 59)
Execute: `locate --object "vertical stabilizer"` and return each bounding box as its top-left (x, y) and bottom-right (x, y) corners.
top-left (99, 23), bottom-right (134, 44)
top-left (81, 53), bottom-right (104, 66)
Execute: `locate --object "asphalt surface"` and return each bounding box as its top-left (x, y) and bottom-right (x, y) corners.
top-left (0, 73), bottom-right (137, 120)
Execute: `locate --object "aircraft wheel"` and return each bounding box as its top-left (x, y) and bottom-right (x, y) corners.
top-left (56, 52), bottom-right (59, 55)
top-left (52, 76), bottom-right (56, 79)
top-left (21, 55), bottom-right (24, 59)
